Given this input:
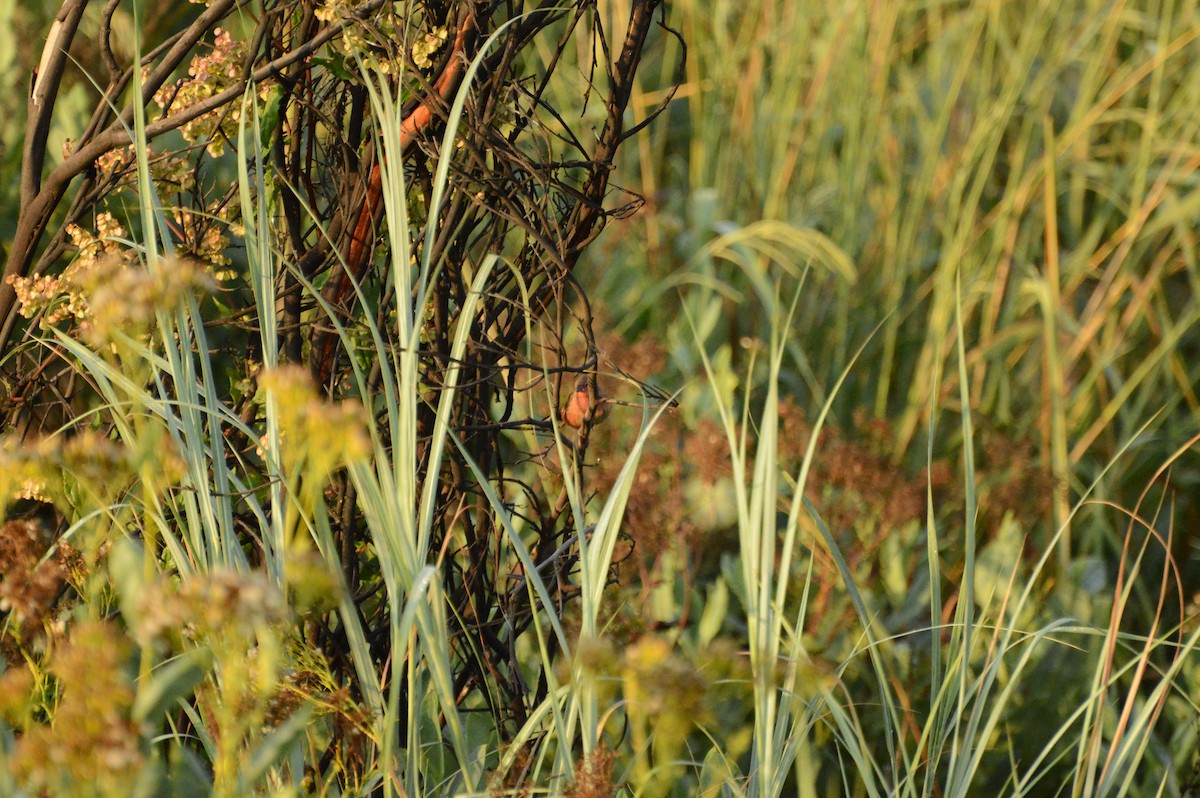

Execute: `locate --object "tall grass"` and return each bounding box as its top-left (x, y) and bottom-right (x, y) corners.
top-left (0, 0), bottom-right (1198, 796)
top-left (599, 0), bottom-right (1200, 539)
top-left (583, 0), bottom-right (1200, 794)
top-left (0, 18), bottom-right (681, 793)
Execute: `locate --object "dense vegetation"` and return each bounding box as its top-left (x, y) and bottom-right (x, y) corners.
top-left (1, 1), bottom-right (1199, 796)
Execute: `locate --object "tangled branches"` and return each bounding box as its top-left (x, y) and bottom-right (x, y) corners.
top-left (1, 0), bottom-right (677, 753)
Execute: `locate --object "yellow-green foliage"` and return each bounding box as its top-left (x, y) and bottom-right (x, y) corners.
top-left (1, 1), bottom-right (1198, 796)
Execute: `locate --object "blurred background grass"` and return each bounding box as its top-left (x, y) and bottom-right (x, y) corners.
top-left (582, 0), bottom-right (1200, 587)
top-left (574, 0), bottom-right (1200, 790)
top-left (1, 0), bottom-right (1199, 794)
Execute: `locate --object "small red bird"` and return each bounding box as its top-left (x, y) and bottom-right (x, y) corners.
top-left (560, 379), bottom-right (605, 429)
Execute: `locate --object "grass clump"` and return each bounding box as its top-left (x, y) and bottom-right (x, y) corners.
top-left (0, 0), bottom-right (1197, 796)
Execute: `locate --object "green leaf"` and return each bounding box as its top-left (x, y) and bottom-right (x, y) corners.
top-left (719, 552), bottom-right (747, 610)
top-left (166, 744), bottom-right (213, 798)
top-left (698, 577), bottom-right (729, 647)
top-left (257, 83), bottom-right (285, 152)
top-left (972, 514), bottom-right (1023, 609)
top-left (698, 746), bottom-right (743, 798)
top-left (311, 56), bottom-right (355, 82)
top-left (133, 648), bottom-right (213, 724)
top-left (128, 753), bottom-right (166, 798)
top-left (109, 537), bottom-right (148, 629)
top-left (242, 705), bottom-right (315, 789)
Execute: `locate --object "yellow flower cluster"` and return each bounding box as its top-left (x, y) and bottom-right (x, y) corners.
top-left (94, 145), bottom-right (131, 175)
top-left (314, 3), bottom-right (447, 75)
top-left (136, 568), bottom-right (286, 648)
top-left (411, 26), bottom-right (448, 70)
top-left (257, 365), bottom-right (370, 484)
top-left (153, 28), bottom-right (264, 157)
top-left (78, 255), bottom-right (216, 346)
top-left (313, 0), bottom-right (352, 23)
top-left (9, 209), bottom-right (228, 351)
top-left (5, 621), bottom-right (143, 793)
top-left (170, 207), bottom-right (232, 273)
top-left (1, 424), bottom-right (183, 517)
top-left (7, 213), bottom-right (126, 329)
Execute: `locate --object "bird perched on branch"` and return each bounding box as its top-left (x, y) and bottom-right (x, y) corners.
top-left (560, 378), bottom-right (606, 430)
